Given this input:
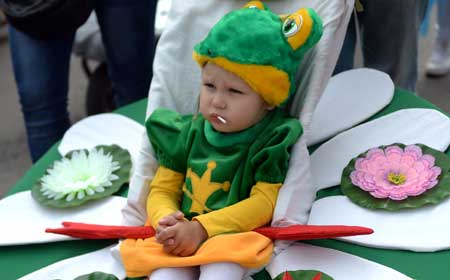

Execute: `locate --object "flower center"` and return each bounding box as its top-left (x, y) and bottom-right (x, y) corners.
top-left (387, 172), bottom-right (407, 185)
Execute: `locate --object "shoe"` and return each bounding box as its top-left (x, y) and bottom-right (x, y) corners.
top-left (426, 39), bottom-right (450, 77)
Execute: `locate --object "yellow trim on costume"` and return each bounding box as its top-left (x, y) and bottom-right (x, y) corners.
top-left (193, 53), bottom-right (290, 106)
top-left (194, 181), bottom-right (282, 237)
top-left (285, 8), bottom-right (313, 51)
top-left (183, 161), bottom-right (231, 214)
top-left (243, 1), bottom-right (265, 10)
top-left (120, 232), bottom-right (273, 277)
top-left (146, 166), bottom-right (185, 228)
top-left (279, 14), bottom-right (289, 21)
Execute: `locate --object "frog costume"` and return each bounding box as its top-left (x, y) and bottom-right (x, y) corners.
top-left (120, 2), bottom-right (323, 277)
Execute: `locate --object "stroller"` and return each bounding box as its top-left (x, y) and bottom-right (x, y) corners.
top-left (3, 0), bottom-right (450, 279)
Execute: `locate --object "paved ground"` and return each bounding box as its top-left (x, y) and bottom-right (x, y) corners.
top-left (1, 9), bottom-right (450, 198)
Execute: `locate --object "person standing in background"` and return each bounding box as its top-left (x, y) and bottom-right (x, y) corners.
top-left (334, 0), bottom-right (428, 92)
top-left (426, 0), bottom-right (450, 76)
top-left (2, 0), bottom-right (157, 162)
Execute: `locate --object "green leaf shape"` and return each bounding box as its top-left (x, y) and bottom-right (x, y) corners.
top-left (32, 145), bottom-right (131, 208)
top-left (341, 143), bottom-right (450, 211)
top-left (273, 270), bottom-right (333, 280)
top-left (73, 271), bottom-right (119, 280)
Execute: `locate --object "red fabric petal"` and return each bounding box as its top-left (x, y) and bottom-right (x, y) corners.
top-left (46, 223), bottom-right (373, 240)
top-left (46, 222), bottom-right (155, 239)
top-left (253, 224), bottom-right (373, 240)
top-left (282, 271), bottom-right (294, 280)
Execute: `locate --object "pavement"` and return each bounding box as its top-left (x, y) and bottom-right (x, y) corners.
top-left (1, 10), bottom-right (450, 198)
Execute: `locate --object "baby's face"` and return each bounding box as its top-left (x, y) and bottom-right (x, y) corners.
top-left (199, 63), bottom-right (272, 133)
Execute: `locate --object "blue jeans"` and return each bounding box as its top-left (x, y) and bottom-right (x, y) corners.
top-left (334, 0), bottom-right (428, 92)
top-left (9, 0), bottom-right (157, 162)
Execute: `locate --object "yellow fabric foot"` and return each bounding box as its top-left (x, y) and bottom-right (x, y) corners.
top-left (120, 231), bottom-right (273, 278)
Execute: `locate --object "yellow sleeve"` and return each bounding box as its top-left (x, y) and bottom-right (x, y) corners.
top-left (193, 182), bottom-right (282, 237)
top-left (146, 166), bottom-right (185, 228)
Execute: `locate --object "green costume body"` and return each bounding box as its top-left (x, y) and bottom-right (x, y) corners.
top-left (146, 108), bottom-right (302, 220)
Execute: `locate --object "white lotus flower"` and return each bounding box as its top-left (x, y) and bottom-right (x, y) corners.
top-left (40, 148), bottom-right (120, 202)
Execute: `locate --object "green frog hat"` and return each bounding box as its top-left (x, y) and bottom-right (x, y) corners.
top-left (193, 1), bottom-right (323, 107)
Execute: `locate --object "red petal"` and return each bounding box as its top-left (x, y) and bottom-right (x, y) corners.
top-left (254, 224), bottom-right (373, 240)
top-left (45, 222), bottom-right (373, 241)
top-left (282, 271), bottom-right (294, 280)
top-left (46, 222), bottom-right (155, 239)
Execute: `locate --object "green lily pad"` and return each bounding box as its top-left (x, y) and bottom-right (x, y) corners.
top-left (32, 145), bottom-right (131, 208)
top-left (273, 270), bottom-right (333, 280)
top-left (73, 271), bottom-right (119, 280)
top-left (341, 143), bottom-right (450, 211)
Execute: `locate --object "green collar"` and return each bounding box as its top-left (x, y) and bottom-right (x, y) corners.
top-left (204, 111), bottom-right (275, 147)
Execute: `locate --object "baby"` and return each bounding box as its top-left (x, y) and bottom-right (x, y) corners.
top-left (120, 1), bottom-right (323, 279)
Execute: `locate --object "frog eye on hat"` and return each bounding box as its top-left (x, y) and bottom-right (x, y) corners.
top-left (282, 16), bottom-right (303, 37)
top-left (283, 8), bottom-right (314, 51)
top-left (243, 1), bottom-right (267, 10)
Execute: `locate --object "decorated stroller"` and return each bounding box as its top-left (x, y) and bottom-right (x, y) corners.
top-left (2, 0), bottom-right (450, 279)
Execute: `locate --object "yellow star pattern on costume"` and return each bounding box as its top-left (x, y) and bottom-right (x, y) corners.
top-left (183, 161), bottom-right (230, 214)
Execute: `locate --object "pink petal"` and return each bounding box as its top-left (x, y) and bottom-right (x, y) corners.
top-left (430, 166), bottom-right (442, 180)
top-left (366, 148), bottom-right (385, 160)
top-left (404, 144), bottom-right (423, 159)
top-left (385, 145), bottom-right (403, 155)
top-left (405, 168), bottom-right (419, 181)
top-left (388, 192), bottom-right (408, 200)
top-left (385, 146), bottom-right (403, 164)
top-left (350, 171), bottom-right (361, 185)
top-left (421, 154), bottom-right (435, 168)
top-left (371, 189), bottom-right (389, 199)
top-left (400, 154), bottom-right (417, 168)
top-left (354, 158), bottom-right (366, 171)
top-left (412, 160), bottom-right (427, 172)
top-left (367, 157), bottom-right (387, 174)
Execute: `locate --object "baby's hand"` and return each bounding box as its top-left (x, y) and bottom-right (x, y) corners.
top-left (155, 211), bottom-right (185, 245)
top-left (157, 220), bottom-right (208, 257)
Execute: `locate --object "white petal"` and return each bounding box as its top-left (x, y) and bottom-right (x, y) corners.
top-left (58, 113), bottom-right (143, 167)
top-left (308, 68), bottom-right (394, 146)
top-left (94, 186), bottom-right (105, 193)
top-left (309, 195), bottom-right (450, 252)
top-left (0, 191), bottom-right (127, 245)
top-left (77, 191), bottom-right (85, 200)
top-left (66, 192), bottom-right (75, 202)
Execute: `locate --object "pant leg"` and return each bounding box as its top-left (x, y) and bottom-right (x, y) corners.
top-left (360, 0), bottom-right (428, 92)
top-left (333, 13), bottom-right (357, 75)
top-left (150, 266), bottom-right (199, 280)
top-left (95, 0), bottom-right (157, 107)
top-left (199, 262), bottom-right (246, 280)
top-left (437, 0), bottom-right (450, 41)
top-left (8, 25), bottom-right (74, 162)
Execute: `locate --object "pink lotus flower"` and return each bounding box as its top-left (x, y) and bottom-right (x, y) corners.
top-left (350, 145), bottom-right (442, 200)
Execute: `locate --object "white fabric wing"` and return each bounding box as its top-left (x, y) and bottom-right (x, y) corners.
top-left (309, 196), bottom-right (450, 252)
top-left (58, 113), bottom-right (144, 167)
top-left (0, 191), bottom-right (126, 245)
top-left (307, 68), bottom-right (394, 146)
top-left (19, 245), bottom-right (126, 280)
